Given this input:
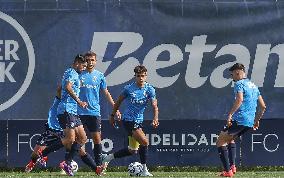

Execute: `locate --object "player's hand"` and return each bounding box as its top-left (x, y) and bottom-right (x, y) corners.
top-left (79, 101), bottom-right (88, 108)
top-left (116, 110), bottom-right (122, 121)
top-left (151, 118), bottom-right (159, 128)
top-left (253, 120), bottom-right (260, 130)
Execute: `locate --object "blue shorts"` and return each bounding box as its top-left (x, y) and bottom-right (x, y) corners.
top-left (123, 120), bottom-right (143, 136)
top-left (80, 115), bottom-right (101, 132)
top-left (223, 121), bottom-right (251, 137)
top-left (36, 124), bottom-right (64, 146)
top-left (58, 112), bottom-right (82, 129)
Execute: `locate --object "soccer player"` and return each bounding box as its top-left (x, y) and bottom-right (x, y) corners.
top-left (78, 51), bottom-right (121, 168)
top-left (25, 84), bottom-right (104, 174)
top-left (57, 54), bottom-right (103, 176)
top-left (216, 63), bottom-right (266, 177)
top-left (25, 85), bottom-right (63, 172)
top-left (103, 65), bottom-right (159, 177)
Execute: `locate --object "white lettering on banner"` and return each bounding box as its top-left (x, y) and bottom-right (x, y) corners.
top-left (146, 133), bottom-right (218, 146)
top-left (0, 40), bottom-right (19, 82)
top-left (0, 11), bottom-right (35, 112)
top-left (251, 133), bottom-right (279, 152)
top-left (91, 32), bottom-right (284, 88)
top-left (17, 134), bottom-right (31, 152)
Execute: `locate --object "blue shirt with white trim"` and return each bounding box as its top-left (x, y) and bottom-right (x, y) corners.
top-left (121, 82), bottom-right (156, 123)
top-left (232, 78), bottom-right (260, 127)
top-left (78, 70), bottom-right (107, 116)
top-left (57, 68), bottom-right (80, 115)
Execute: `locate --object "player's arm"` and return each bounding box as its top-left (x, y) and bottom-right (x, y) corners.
top-left (109, 95), bottom-right (125, 127)
top-left (151, 99), bottom-right (159, 128)
top-left (65, 81), bottom-right (87, 108)
top-left (227, 92), bottom-right (243, 127)
top-left (56, 84), bottom-right (62, 99)
top-left (253, 95), bottom-right (266, 129)
top-left (102, 88), bottom-right (121, 119)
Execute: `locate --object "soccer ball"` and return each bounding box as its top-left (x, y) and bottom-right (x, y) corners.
top-left (70, 160), bottom-right (78, 173)
top-left (128, 162), bottom-right (143, 176)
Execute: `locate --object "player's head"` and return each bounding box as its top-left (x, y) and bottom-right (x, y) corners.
top-left (84, 51), bottom-right (97, 70)
top-left (229, 63), bottom-right (246, 81)
top-left (134, 65), bottom-right (147, 85)
top-left (73, 54), bottom-right (87, 73)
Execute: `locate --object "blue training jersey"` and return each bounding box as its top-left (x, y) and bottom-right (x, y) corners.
top-left (48, 96), bottom-right (62, 131)
top-left (78, 70), bottom-right (107, 116)
top-left (232, 78), bottom-right (260, 127)
top-left (121, 82), bottom-right (156, 123)
top-left (57, 68), bottom-right (80, 115)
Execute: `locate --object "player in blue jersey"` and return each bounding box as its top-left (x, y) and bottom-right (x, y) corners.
top-left (102, 65), bottom-right (159, 177)
top-left (78, 51), bottom-right (121, 169)
top-left (216, 63), bottom-right (266, 177)
top-left (57, 54), bottom-right (103, 176)
top-left (25, 83), bottom-right (105, 174)
top-left (25, 85), bottom-right (63, 172)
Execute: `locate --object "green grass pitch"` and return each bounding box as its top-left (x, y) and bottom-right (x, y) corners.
top-left (0, 171), bottom-right (284, 178)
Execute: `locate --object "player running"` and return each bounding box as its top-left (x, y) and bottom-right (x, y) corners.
top-left (102, 65), bottom-right (159, 177)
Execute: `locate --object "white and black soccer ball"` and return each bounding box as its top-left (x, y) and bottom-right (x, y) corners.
top-left (128, 162), bottom-right (143, 176)
top-left (70, 160), bottom-right (78, 173)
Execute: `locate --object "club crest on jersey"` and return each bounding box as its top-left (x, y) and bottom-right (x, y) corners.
top-left (93, 76), bottom-right (97, 82)
top-left (130, 92), bottom-right (136, 98)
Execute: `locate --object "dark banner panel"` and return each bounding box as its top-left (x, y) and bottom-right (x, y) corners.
top-left (7, 119), bottom-right (283, 167)
top-left (0, 1), bottom-right (284, 120)
top-left (0, 120), bottom-right (7, 167)
top-left (241, 120), bottom-right (284, 166)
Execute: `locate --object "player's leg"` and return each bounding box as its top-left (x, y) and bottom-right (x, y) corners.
top-left (36, 131), bottom-right (63, 167)
top-left (216, 130), bottom-right (234, 177)
top-left (58, 112), bottom-right (77, 176)
top-left (81, 115), bottom-right (103, 166)
top-left (90, 116), bottom-right (103, 166)
top-left (132, 128), bottom-right (153, 177)
top-left (65, 118), bottom-right (87, 165)
top-left (78, 146), bottom-right (103, 175)
top-left (216, 121), bottom-right (250, 177)
top-left (38, 133), bottom-right (64, 168)
top-left (41, 130), bottom-right (65, 158)
top-left (228, 140), bottom-right (237, 174)
top-left (25, 144), bottom-right (46, 172)
top-left (102, 121), bottom-right (138, 167)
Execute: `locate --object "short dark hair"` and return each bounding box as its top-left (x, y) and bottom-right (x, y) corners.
top-left (74, 54), bottom-right (86, 64)
top-left (229, 63), bottom-right (245, 72)
top-left (134, 65), bottom-right (147, 74)
top-left (84, 51), bottom-right (97, 58)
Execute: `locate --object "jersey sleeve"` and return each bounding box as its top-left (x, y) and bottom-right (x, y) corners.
top-left (256, 88), bottom-right (261, 97)
top-left (148, 86), bottom-right (156, 101)
top-left (100, 74), bottom-right (107, 90)
top-left (65, 70), bottom-right (77, 84)
top-left (121, 85), bottom-right (129, 98)
top-left (234, 81), bottom-right (244, 94)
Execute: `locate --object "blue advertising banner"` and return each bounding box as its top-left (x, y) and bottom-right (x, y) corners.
top-left (0, 1), bottom-right (283, 121)
top-left (241, 119), bottom-right (284, 166)
top-left (7, 119), bottom-right (283, 167)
